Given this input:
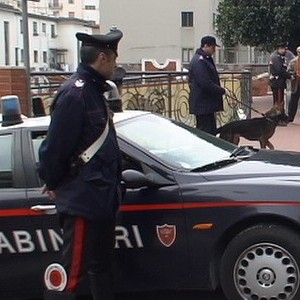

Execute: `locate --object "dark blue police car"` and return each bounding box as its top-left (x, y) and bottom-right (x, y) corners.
top-left (1, 96), bottom-right (300, 300)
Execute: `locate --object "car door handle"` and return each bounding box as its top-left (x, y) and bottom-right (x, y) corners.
top-left (31, 205), bottom-right (57, 215)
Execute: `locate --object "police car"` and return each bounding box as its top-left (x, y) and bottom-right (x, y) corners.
top-left (2, 95), bottom-right (300, 300)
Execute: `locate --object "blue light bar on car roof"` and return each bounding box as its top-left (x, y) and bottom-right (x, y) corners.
top-left (1, 95), bottom-right (23, 127)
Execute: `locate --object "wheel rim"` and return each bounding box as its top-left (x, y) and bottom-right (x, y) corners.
top-left (233, 243), bottom-right (300, 300)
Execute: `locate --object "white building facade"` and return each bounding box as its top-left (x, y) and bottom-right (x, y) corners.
top-left (0, 0), bottom-right (269, 71)
top-left (99, 0), bottom-right (222, 66)
top-left (99, 0), bottom-right (269, 67)
top-left (3, 0), bottom-right (100, 25)
top-left (0, 3), bottom-right (97, 71)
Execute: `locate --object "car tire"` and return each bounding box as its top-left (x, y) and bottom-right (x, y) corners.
top-left (220, 224), bottom-right (300, 300)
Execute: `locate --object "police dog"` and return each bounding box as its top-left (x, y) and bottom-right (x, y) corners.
top-left (216, 103), bottom-right (288, 149)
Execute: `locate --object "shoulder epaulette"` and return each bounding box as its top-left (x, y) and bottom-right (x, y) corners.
top-left (74, 79), bottom-right (85, 88)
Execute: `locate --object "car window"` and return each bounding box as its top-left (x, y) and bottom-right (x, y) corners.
top-left (117, 114), bottom-right (236, 170)
top-left (0, 134), bottom-right (13, 188)
top-left (31, 131), bottom-right (47, 165)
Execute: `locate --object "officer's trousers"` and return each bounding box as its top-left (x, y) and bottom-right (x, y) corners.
top-left (271, 87), bottom-right (285, 108)
top-left (288, 87), bottom-right (300, 122)
top-left (195, 113), bottom-right (217, 135)
top-left (44, 214), bottom-right (116, 300)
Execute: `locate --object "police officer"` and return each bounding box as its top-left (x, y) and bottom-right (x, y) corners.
top-left (38, 28), bottom-right (123, 300)
top-left (287, 46), bottom-right (300, 122)
top-left (269, 42), bottom-right (292, 123)
top-left (188, 36), bottom-right (226, 135)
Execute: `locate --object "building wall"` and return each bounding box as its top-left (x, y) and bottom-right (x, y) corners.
top-left (2, 0), bottom-right (100, 25)
top-left (0, 5), bottom-right (95, 71)
top-left (99, 0), bottom-right (222, 65)
top-left (0, 0), bottom-right (270, 70)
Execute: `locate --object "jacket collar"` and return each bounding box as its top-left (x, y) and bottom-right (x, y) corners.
top-left (196, 48), bottom-right (212, 59)
top-left (77, 63), bottom-right (111, 92)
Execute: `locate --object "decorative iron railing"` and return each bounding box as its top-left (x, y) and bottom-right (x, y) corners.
top-left (30, 70), bottom-right (252, 126)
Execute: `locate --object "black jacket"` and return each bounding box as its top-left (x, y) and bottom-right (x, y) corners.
top-left (188, 48), bottom-right (225, 115)
top-left (38, 64), bottom-right (122, 222)
top-left (269, 51), bottom-right (291, 89)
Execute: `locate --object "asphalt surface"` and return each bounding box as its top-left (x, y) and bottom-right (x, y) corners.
top-left (116, 290), bottom-right (226, 300)
top-left (239, 94), bottom-right (300, 152)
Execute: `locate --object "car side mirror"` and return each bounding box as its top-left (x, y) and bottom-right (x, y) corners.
top-left (122, 169), bottom-right (154, 189)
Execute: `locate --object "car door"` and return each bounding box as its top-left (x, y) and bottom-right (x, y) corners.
top-left (23, 128), bottom-right (63, 297)
top-left (115, 144), bottom-right (191, 292)
top-left (0, 129), bottom-right (48, 299)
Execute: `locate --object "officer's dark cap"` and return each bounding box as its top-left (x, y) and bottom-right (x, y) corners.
top-left (76, 28), bottom-right (123, 55)
top-left (277, 41), bottom-right (288, 48)
top-left (201, 36), bottom-right (220, 47)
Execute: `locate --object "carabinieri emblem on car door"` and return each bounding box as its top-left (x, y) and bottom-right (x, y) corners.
top-left (156, 224), bottom-right (176, 247)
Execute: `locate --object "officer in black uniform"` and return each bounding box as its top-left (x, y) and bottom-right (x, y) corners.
top-left (269, 42), bottom-right (292, 123)
top-left (38, 28), bottom-right (123, 300)
top-left (188, 36), bottom-right (226, 135)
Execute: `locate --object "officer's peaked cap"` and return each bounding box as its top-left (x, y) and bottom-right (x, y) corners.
top-left (201, 36), bottom-right (220, 47)
top-left (276, 41), bottom-right (288, 48)
top-left (76, 28), bottom-right (123, 54)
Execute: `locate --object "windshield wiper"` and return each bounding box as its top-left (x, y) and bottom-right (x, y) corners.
top-left (191, 146), bottom-right (257, 173)
top-left (191, 157), bottom-right (239, 172)
top-left (230, 146), bottom-right (257, 158)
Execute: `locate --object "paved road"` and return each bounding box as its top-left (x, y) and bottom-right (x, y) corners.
top-left (78, 289), bottom-right (226, 300)
top-left (239, 94), bottom-right (300, 152)
top-left (116, 289), bottom-right (226, 300)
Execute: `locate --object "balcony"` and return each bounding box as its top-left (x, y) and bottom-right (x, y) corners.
top-left (48, 2), bottom-right (63, 9)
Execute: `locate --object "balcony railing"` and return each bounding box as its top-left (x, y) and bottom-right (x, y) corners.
top-left (30, 70), bottom-right (252, 126)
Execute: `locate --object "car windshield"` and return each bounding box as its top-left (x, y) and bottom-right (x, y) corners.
top-left (116, 113), bottom-right (236, 170)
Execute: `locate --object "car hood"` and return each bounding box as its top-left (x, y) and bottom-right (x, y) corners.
top-left (205, 149), bottom-right (300, 180)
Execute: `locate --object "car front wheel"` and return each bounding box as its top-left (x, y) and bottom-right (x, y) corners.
top-left (220, 224), bottom-right (300, 300)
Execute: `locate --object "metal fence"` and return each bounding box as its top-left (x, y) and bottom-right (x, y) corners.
top-left (30, 70), bottom-right (252, 126)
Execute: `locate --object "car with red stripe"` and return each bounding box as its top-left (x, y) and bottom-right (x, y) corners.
top-left (1, 108), bottom-right (300, 300)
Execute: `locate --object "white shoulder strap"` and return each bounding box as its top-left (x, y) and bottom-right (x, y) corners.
top-left (79, 119), bottom-right (109, 163)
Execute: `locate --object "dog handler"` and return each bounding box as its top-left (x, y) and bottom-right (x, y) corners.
top-left (188, 36), bottom-right (227, 135)
top-left (38, 28), bottom-right (123, 300)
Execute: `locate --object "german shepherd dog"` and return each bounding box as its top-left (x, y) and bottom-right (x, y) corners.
top-left (216, 103), bottom-right (288, 149)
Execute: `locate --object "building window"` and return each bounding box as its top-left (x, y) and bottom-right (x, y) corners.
top-left (68, 12), bottom-right (75, 18)
top-left (15, 48), bottom-right (19, 66)
top-left (68, 0), bottom-right (74, 3)
top-left (4, 21), bottom-right (9, 65)
top-left (85, 5), bottom-right (96, 10)
top-left (51, 24), bottom-right (56, 38)
top-left (213, 13), bottom-right (218, 30)
top-left (43, 51), bottom-right (47, 63)
top-left (181, 11), bottom-right (193, 27)
top-left (42, 23), bottom-right (46, 33)
top-left (182, 48), bottom-right (194, 63)
top-left (34, 50), bottom-right (38, 63)
top-left (33, 21), bottom-right (38, 36)
top-left (20, 49), bottom-right (24, 62)
top-left (20, 19), bottom-right (23, 34)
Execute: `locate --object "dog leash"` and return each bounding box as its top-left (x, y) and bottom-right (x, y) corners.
top-left (225, 90), bottom-right (266, 117)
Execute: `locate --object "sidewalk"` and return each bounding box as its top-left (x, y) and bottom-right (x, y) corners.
top-left (239, 94), bottom-right (300, 152)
